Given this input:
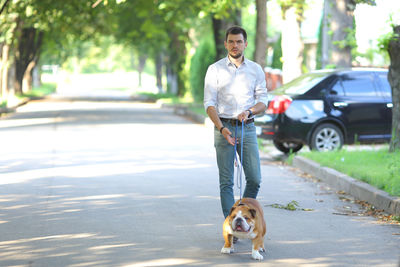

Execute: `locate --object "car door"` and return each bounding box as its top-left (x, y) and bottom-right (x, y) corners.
top-left (375, 71), bottom-right (392, 138)
top-left (328, 72), bottom-right (388, 142)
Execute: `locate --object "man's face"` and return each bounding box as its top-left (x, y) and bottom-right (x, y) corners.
top-left (224, 33), bottom-right (247, 59)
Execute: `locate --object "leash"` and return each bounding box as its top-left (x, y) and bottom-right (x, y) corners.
top-left (234, 120), bottom-right (244, 202)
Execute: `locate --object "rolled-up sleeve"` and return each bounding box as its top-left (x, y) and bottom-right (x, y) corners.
top-left (203, 64), bottom-right (218, 112)
top-left (254, 65), bottom-right (268, 107)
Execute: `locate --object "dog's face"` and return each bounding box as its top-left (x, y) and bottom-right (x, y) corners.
top-left (229, 203), bottom-right (257, 233)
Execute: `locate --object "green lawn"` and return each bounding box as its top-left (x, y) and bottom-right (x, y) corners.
top-left (23, 82), bottom-right (57, 98)
top-left (300, 147), bottom-right (400, 197)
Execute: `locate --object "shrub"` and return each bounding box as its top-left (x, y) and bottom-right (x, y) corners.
top-left (189, 39), bottom-right (215, 102)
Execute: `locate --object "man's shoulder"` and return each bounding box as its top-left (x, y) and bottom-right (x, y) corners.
top-left (209, 57), bottom-right (228, 68)
top-left (244, 58), bottom-right (262, 69)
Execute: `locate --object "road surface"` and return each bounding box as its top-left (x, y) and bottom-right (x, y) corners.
top-left (0, 96), bottom-right (399, 267)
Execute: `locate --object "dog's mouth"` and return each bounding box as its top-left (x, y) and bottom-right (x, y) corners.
top-left (234, 225), bottom-right (250, 232)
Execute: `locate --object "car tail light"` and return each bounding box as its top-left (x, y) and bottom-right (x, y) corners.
top-left (266, 95), bottom-right (292, 114)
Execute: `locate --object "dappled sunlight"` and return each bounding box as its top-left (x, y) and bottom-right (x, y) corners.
top-left (124, 258), bottom-right (198, 267)
top-left (0, 117), bottom-right (70, 129)
top-left (0, 159), bottom-right (212, 185)
top-left (0, 232), bottom-right (138, 265)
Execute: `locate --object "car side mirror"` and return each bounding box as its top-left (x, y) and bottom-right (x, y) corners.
top-left (329, 90), bottom-right (338, 95)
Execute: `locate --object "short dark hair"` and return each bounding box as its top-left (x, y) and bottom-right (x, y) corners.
top-left (225, 26), bottom-right (247, 41)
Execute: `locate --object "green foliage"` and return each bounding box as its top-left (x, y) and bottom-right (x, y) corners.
top-left (0, 100), bottom-right (6, 108)
top-left (331, 23), bottom-right (358, 56)
top-left (59, 36), bottom-right (136, 73)
top-left (277, 0), bottom-right (306, 20)
top-left (22, 82), bottom-right (56, 98)
top-left (316, 14), bottom-right (323, 70)
top-left (189, 38), bottom-right (215, 102)
top-left (378, 18), bottom-right (400, 51)
top-left (242, 5), bottom-right (256, 61)
top-left (267, 200), bottom-right (313, 211)
top-left (271, 33), bottom-right (282, 69)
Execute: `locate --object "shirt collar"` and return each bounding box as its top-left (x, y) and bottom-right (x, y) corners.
top-left (225, 55), bottom-right (247, 68)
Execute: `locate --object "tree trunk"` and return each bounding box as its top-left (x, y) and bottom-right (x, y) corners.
top-left (23, 60), bottom-right (35, 93)
top-left (155, 52), bottom-right (163, 93)
top-left (166, 63), bottom-right (178, 95)
top-left (254, 0), bottom-right (268, 69)
top-left (329, 0), bottom-right (354, 68)
top-left (1, 43), bottom-right (11, 100)
top-left (281, 5), bottom-right (304, 83)
top-left (211, 5), bottom-right (241, 61)
top-left (137, 54), bottom-right (147, 88)
top-left (166, 28), bottom-right (187, 97)
top-left (14, 27), bottom-right (43, 94)
top-left (32, 65), bottom-right (41, 88)
top-left (388, 25), bottom-right (400, 152)
top-left (321, 0), bottom-right (330, 68)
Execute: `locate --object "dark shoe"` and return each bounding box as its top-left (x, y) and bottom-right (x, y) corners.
top-left (233, 237), bottom-right (239, 244)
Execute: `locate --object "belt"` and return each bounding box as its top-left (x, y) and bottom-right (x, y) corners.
top-left (220, 117), bottom-right (254, 126)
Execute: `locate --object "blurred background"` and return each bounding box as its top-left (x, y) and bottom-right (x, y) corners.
top-left (0, 0), bottom-right (399, 106)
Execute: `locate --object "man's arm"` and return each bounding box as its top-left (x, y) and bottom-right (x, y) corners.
top-left (237, 102), bottom-right (267, 122)
top-left (207, 106), bottom-right (236, 146)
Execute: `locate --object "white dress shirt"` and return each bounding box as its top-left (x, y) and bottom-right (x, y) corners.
top-left (203, 56), bottom-right (268, 119)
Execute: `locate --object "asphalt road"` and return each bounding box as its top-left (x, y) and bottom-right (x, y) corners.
top-left (0, 96), bottom-right (399, 267)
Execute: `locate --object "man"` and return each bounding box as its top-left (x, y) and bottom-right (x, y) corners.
top-left (204, 26), bottom-right (268, 218)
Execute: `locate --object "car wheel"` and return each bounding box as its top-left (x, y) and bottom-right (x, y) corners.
top-left (310, 123), bottom-right (344, 151)
top-left (273, 140), bottom-right (303, 153)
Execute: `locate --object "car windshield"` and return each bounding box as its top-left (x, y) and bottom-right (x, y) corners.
top-left (273, 71), bottom-right (330, 95)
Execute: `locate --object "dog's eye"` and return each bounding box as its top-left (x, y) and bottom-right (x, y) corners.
top-left (244, 216), bottom-right (250, 220)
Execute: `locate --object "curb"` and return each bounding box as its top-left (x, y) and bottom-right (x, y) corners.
top-left (292, 156), bottom-right (400, 216)
top-left (163, 103), bottom-right (209, 124)
top-left (0, 97), bottom-right (30, 115)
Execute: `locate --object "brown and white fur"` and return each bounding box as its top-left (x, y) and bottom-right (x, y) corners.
top-left (221, 198), bottom-right (266, 260)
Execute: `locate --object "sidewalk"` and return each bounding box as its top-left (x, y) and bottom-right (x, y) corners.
top-left (172, 104), bottom-right (400, 216)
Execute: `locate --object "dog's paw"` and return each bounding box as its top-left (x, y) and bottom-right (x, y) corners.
top-left (221, 246), bottom-right (233, 254)
top-left (252, 249), bottom-right (264, 260)
top-left (259, 247), bottom-right (266, 252)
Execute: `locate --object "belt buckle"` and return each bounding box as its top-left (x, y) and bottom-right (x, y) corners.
top-left (232, 119), bottom-right (241, 126)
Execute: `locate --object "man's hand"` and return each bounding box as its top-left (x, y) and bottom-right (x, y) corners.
top-left (237, 110), bottom-right (250, 122)
top-left (221, 127), bottom-right (236, 146)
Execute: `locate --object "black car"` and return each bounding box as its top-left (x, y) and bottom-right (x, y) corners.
top-left (255, 68), bottom-right (392, 153)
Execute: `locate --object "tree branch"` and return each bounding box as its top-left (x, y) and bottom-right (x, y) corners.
top-left (0, 0), bottom-right (11, 15)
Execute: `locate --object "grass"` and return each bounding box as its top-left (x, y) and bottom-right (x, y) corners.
top-left (300, 147), bottom-right (400, 197)
top-left (1, 82), bottom-right (57, 110)
top-left (21, 82), bottom-right (57, 98)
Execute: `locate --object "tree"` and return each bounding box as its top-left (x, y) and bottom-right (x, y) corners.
top-left (386, 25), bottom-right (400, 152)
top-left (210, 3), bottom-right (242, 61)
top-left (0, 0), bottom-right (110, 97)
top-left (321, 0), bottom-right (376, 68)
top-left (278, 0), bottom-right (305, 83)
top-left (328, 0), bottom-right (355, 68)
top-left (254, 0), bottom-right (268, 68)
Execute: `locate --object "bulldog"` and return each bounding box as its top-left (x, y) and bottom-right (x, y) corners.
top-left (221, 198), bottom-right (266, 260)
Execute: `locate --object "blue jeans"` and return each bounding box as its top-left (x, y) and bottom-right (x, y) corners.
top-left (214, 121), bottom-right (261, 218)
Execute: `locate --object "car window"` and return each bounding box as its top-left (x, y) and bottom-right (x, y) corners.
top-left (377, 72), bottom-right (392, 98)
top-left (273, 72), bottom-right (329, 95)
top-left (329, 80), bottom-right (345, 96)
top-left (341, 74), bottom-right (377, 97)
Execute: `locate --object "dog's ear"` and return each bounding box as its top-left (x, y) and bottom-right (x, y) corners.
top-left (249, 208), bottom-right (257, 219)
top-left (229, 206), bottom-right (236, 216)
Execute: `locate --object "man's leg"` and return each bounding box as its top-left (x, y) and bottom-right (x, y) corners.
top-left (240, 123), bottom-right (261, 199)
top-left (214, 124), bottom-right (236, 218)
